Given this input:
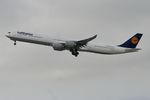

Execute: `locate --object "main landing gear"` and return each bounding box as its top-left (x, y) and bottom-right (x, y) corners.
top-left (70, 48), bottom-right (79, 57)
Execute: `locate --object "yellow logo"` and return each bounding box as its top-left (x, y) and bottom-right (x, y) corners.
top-left (131, 37), bottom-right (139, 45)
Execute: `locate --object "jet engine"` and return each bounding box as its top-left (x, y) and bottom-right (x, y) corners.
top-left (52, 43), bottom-right (65, 51)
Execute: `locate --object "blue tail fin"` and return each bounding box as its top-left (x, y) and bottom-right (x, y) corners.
top-left (118, 33), bottom-right (143, 48)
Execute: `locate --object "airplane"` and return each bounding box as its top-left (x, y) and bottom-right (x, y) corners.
top-left (6, 32), bottom-right (143, 57)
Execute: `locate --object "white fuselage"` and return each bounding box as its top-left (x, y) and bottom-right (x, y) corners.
top-left (6, 32), bottom-right (139, 55)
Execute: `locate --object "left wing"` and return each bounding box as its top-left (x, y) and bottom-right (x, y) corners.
top-left (68, 34), bottom-right (97, 57)
top-left (76, 34), bottom-right (97, 48)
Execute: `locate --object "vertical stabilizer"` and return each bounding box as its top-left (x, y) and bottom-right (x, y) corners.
top-left (118, 33), bottom-right (143, 48)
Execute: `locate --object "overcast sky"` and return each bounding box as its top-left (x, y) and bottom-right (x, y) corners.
top-left (0, 0), bottom-right (150, 100)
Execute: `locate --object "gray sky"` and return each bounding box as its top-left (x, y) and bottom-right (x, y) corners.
top-left (0, 0), bottom-right (150, 100)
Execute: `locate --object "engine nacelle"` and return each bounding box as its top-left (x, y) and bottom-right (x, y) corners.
top-left (65, 41), bottom-right (76, 49)
top-left (52, 43), bottom-right (65, 51)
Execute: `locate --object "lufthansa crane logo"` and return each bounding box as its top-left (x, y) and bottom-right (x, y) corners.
top-left (131, 37), bottom-right (139, 45)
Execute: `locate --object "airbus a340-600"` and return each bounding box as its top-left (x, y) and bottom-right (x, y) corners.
top-left (6, 32), bottom-right (143, 57)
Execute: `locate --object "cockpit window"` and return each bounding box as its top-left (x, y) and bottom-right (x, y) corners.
top-left (17, 32), bottom-right (33, 36)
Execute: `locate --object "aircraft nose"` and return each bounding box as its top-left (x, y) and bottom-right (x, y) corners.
top-left (5, 32), bottom-right (11, 37)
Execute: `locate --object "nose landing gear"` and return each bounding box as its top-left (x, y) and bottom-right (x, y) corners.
top-left (14, 41), bottom-right (16, 45)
